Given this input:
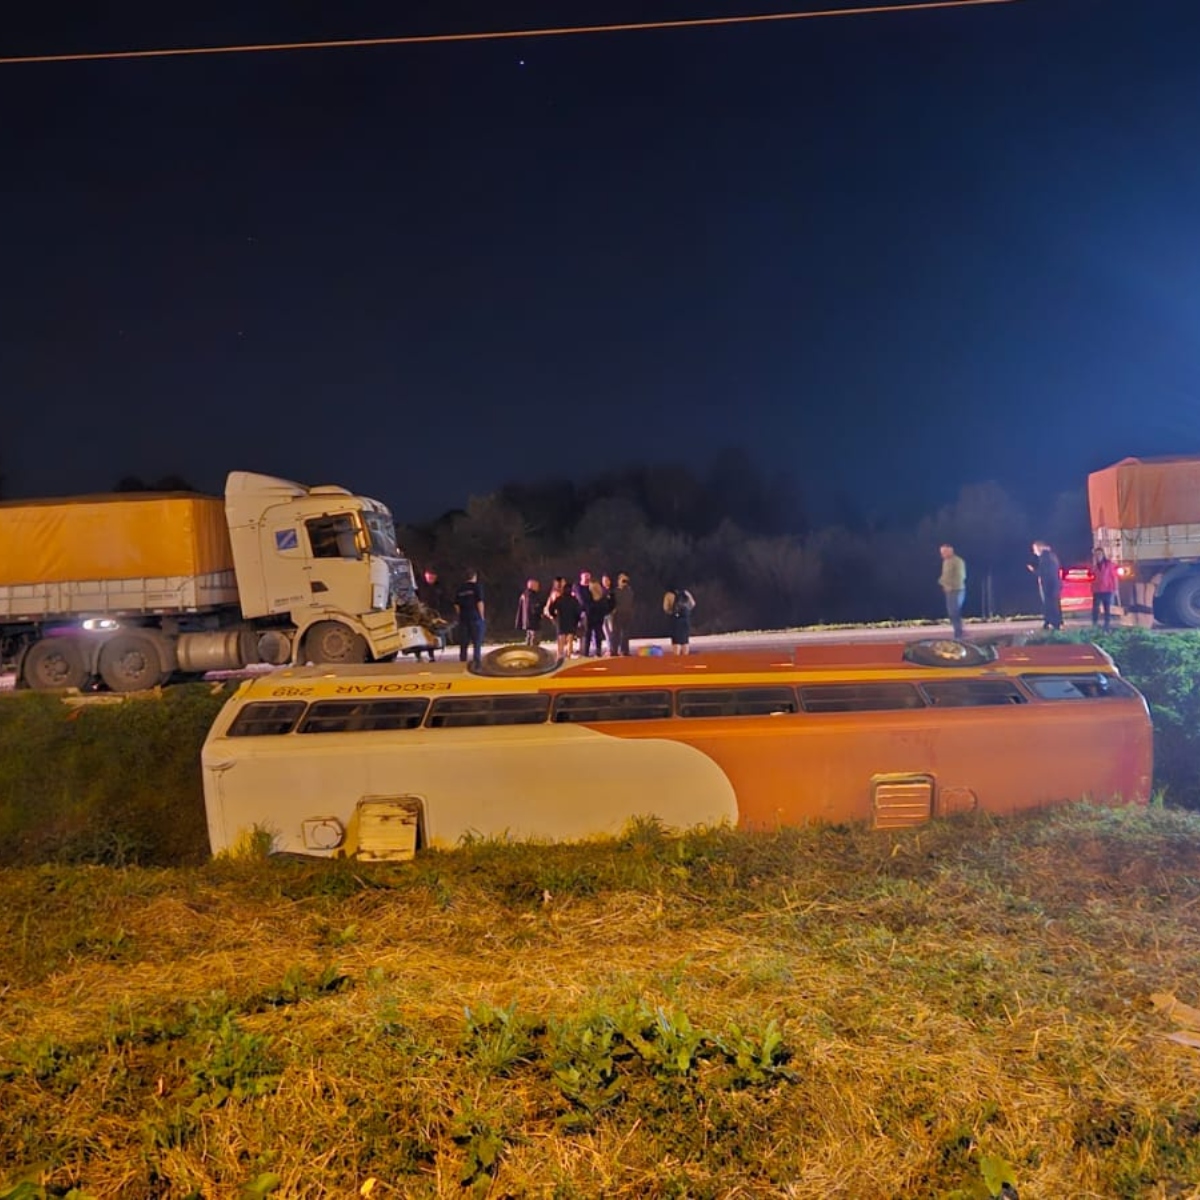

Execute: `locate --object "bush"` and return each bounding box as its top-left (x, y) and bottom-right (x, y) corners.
top-left (0, 685), bottom-right (226, 867)
top-left (1036, 627), bottom-right (1200, 809)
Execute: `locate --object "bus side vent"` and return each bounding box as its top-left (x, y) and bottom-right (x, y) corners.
top-left (872, 776), bottom-right (934, 830)
top-left (356, 795), bottom-right (423, 862)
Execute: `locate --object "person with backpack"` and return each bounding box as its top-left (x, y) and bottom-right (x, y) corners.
top-left (664, 585), bottom-right (696, 656)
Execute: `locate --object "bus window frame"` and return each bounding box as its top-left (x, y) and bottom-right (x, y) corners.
top-left (427, 693), bottom-right (551, 728)
top-left (297, 698), bottom-right (429, 734)
top-left (551, 690), bottom-right (673, 723)
top-left (798, 682), bottom-right (925, 714)
top-left (1020, 673), bottom-right (1139, 701)
top-left (226, 701), bottom-right (308, 737)
top-left (921, 679), bottom-right (1028, 708)
top-left (676, 686), bottom-right (799, 718)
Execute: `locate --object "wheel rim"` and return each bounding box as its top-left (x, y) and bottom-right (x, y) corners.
top-left (492, 647), bottom-right (542, 670)
top-left (308, 623), bottom-right (365, 663)
top-left (28, 643), bottom-right (85, 689)
top-left (100, 635), bottom-right (161, 690)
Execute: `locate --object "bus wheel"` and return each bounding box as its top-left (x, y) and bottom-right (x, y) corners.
top-left (22, 637), bottom-right (88, 691)
top-left (903, 639), bottom-right (996, 668)
top-left (99, 632), bottom-right (166, 691)
top-left (477, 645), bottom-right (559, 677)
top-left (305, 621), bottom-right (368, 665)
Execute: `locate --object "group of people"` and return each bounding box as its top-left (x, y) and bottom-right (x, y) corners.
top-left (521, 571), bottom-right (637, 659)
top-left (415, 566), bottom-right (698, 668)
top-left (937, 541), bottom-right (1120, 637)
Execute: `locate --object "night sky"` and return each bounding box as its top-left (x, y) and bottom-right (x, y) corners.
top-left (3, 1), bottom-right (1198, 526)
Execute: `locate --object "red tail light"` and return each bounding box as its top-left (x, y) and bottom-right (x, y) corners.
top-left (1062, 567), bottom-right (1093, 582)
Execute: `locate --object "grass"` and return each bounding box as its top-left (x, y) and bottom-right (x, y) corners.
top-left (5, 806), bottom-right (1200, 1198)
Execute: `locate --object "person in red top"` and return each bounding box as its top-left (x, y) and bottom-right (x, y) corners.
top-left (1091, 547), bottom-right (1119, 632)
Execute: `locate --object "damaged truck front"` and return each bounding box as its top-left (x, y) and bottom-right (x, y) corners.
top-left (0, 470), bottom-right (436, 691)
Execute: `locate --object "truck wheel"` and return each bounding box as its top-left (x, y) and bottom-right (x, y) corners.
top-left (1168, 576), bottom-right (1200, 628)
top-left (305, 621), bottom-right (368, 665)
top-left (477, 645), bottom-right (559, 677)
top-left (99, 632), bottom-right (166, 692)
top-left (22, 638), bottom-right (88, 691)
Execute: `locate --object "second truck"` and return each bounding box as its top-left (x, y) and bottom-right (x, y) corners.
top-left (1090, 454), bottom-right (1200, 628)
top-left (0, 470), bottom-right (436, 691)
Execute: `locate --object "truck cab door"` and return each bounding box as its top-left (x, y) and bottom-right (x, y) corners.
top-left (299, 513), bottom-right (370, 613)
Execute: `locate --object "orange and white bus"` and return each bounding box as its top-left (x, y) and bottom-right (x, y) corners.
top-left (200, 639), bottom-right (1153, 861)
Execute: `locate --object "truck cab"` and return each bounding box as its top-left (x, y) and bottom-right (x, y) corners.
top-left (226, 471), bottom-right (424, 664)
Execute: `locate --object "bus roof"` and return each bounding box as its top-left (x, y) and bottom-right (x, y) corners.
top-left (230, 641), bottom-right (1118, 702)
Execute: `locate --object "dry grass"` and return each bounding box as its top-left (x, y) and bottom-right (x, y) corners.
top-left (5, 807), bottom-right (1200, 1199)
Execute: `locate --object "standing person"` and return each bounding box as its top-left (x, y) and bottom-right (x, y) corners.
top-left (664, 585), bottom-right (696, 656)
top-left (548, 577), bottom-right (582, 660)
top-left (610, 573), bottom-right (635, 656)
top-left (415, 566), bottom-right (449, 661)
top-left (584, 580), bottom-right (611, 658)
top-left (515, 578), bottom-right (543, 646)
top-left (571, 570), bottom-right (594, 655)
top-left (454, 569), bottom-right (486, 670)
top-left (1030, 541), bottom-right (1063, 630)
top-left (600, 574), bottom-right (616, 655)
top-left (938, 544), bottom-right (967, 640)
top-left (1091, 546), bottom-right (1118, 632)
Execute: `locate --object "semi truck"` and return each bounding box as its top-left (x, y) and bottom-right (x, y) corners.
top-left (0, 470), bottom-right (435, 691)
top-left (1089, 455), bottom-right (1200, 628)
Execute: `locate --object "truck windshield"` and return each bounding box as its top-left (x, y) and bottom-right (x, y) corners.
top-left (363, 512), bottom-right (399, 557)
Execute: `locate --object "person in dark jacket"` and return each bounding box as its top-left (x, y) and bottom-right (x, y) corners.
top-left (665, 585), bottom-right (696, 656)
top-left (454, 569), bottom-right (486, 669)
top-left (583, 580), bottom-right (611, 657)
top-left (515, 578), bottom-right (543, 646)
top-left (1030, 542), bottom-right (1063, 630)
top-left (414, 566), bottom-right (449, 661)
top-left (571, 570), bottom-right (594, 655)
top-left (547, 577), bottom-right (582, 659)
top-left (609, 573), bottom-right (635, 656)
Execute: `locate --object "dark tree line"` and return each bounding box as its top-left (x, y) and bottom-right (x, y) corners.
top-left (112, 475), bottom-right (199, 493)
top-left (397, 451), bottom-right (1091, 637)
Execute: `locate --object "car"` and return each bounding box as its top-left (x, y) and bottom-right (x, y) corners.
top-left (1060, 563), bottom-right (1094, 617)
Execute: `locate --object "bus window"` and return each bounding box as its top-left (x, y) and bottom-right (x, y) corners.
top-left (677, 687), bottom-right (799, 718)
top-left (798, 683), bottom-right (924, 714)
top-left (227, 701), bottom-right (307, 737)
top-left (1022, 674), bottom-right (1138, 701)
top-left (428, 694), bottom-right (551, 728)
top-left (552, 690), bottom-right (673, 723)
top-left (298, 699), bottom-right (428, 733)
top-left (922, 679), bottom-right (1026, 707)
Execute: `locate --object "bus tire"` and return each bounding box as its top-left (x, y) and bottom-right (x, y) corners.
top-left (22, 637), bottom-right (88, 691)
top-left (305, 621), bottom-right (368, 665)
top-left (903, 639), bottom-right (995, 668)
top-left (99, 632), bottom-right (167, 691)
top-left (477, 645), bottom-right (559, 677)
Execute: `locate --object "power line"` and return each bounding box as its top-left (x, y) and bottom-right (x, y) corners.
top-left (0, 0), bottom-right (1020, 67)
